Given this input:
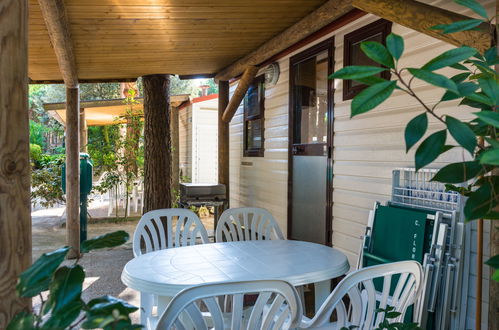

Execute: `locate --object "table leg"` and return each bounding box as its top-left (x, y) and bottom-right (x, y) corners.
top-left (315, 280), bottom-right (331, 313)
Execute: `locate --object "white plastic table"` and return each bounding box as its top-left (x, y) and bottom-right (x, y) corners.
top-left (122, 240), bottom-right (349, 318)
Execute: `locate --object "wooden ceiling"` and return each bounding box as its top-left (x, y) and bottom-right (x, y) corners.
top-left (29, 0), bottom-right (328, 83)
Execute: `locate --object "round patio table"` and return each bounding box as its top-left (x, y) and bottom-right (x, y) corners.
top-left (122, 240), bottom-right (349, 318)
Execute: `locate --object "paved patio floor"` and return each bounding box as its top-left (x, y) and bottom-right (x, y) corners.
top-left (31, 199), bottom-right (217, 325)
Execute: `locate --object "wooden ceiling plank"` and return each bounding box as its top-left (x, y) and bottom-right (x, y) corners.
top-left (215, 0), bottom-right (352, 81)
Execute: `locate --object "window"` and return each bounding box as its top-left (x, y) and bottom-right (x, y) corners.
top-left (244, 75), bottom-right (265, 157)
top-left (343, 19), bottom-right (392, 100)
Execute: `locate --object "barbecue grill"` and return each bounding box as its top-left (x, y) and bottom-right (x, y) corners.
top-left (179, 183), bottom-right (227, 234)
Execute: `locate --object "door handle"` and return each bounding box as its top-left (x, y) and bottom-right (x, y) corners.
top-left (293, 145), bottom-right (305, 154)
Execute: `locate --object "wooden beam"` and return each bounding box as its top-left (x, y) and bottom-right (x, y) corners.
top-left (218, 81), bottom-right (230, 203)
top-left (37, 0), bottom-right (78, 87)
top-left (215, 0), bottom-right (353, 81)
top-left (79, 109), bottom-right (87, 153)
top-left (142, 74), bottom-right (172, 213)
top-left (30, 77), bottom-right (138, 85)
top-left (171, 106), bottom-right (180, 198)
top-left (222, 66), bottom-right (258, 123)
top-left (352, 0), bottom-right (491, 53)
top-left (66, 87), bottom-right (80, 258)
top-left (0, 0), bottom-right (31, 326)
top-left (43, 95), bottom-right (191, 111)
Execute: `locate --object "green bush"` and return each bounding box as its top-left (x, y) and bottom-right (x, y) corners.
top-left (31, 154), bottom-right (65, 208)
top-left (29, 144), bottom-right (42, 165)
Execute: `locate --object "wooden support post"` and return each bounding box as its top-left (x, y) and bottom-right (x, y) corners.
top-left (352, 0), bottom-right (491, 53)
top-left (218, 81), bottom-right (230, 203)
top-left (222, 66), bottom-right (259, 123)
top-left (142, 74), bottom-right (172, 213)
top-left (79, 108), bottom-right (87, 153)
top-left (66, 87), bottom-right (80, 258)
top-left (171, 106), bottom-right (180, 198)
top-left (0, 0), bottom-right (31, 326)
top-left (37, 0), bottom-right (78, 88)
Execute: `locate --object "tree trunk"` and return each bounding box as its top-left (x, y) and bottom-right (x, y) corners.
top-left (66, 87), bottom-right (80, 258)
top-left (218, 81), bottom-right (230, 203)
top-left (142, 74), bottom-right (172, 213)
top-left (0, 0), bottom-right (31, 326)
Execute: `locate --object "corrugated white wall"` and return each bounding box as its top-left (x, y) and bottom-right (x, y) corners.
top-left (228, 1), bottom-right (494, 328)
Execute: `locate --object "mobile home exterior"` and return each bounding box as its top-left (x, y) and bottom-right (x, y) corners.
top-left (178, 94), bottom-right (219, 184)
top-left (227, 1), bottom-right (494, 328)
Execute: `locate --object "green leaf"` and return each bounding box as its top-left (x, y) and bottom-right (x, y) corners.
top-left (408, 68), bottom-right (458, 93)
top-left (422, 46), bottom-right (477, 71)
top-left (431, 161), bottom-right (482, 183)
top-left (464, 181), bottom-right (497, 220)
top-left (46, 265), bottom-right (85, 313)
top-left (455, 0), bottom-right (488, 18)
top-left (351, 81), bottom-right (397, 117)
top-left (16, 246), bottom-right (70, 298)
top-left (485, 255), bottom-right (499, 269)
top-left (441, 82), bottom-right (478, 102)
top-left (385, 311), bottom-right (401, 319)
top-left (405, 113), bottom-right (428, 152)
top-left (87, 296), bottom-right (138, 315)
top-left (478, 77), bottom-right (499, 105)
top-left (484, 47), bottom-right (499, 66)
top-left (431, 19), bottom-right (483, 34)
top-left (81, 230), bottom-right (129, 253)
top-left (41, 300), bottom-right (83, 330)
top-left (450, 72), bottom-right (471, 84)
top-left (485, 137), bottom-right (499, 148)
top-left (445, 116), bottom-right (477, 154)
top-left (360, 41), bottom-right (395, 68)
top-left (415, 130), bottom-right (447, 171)
top-left (480, 149), bottom-right (499, 165)
top-left (492, 269), bottom-right (499, 282)
top-left (475, 111), bottom-right (499, 128)
top-left (386, 33), bottom-right (404, 61)
top-left (6, 312), bottom-right (35, 330)
top-left (450, 63), bottom-right (470, 71)
top-left (465, 92), bottom-right (494, 106)
top-left (329, 66), bottom-right (387, 80)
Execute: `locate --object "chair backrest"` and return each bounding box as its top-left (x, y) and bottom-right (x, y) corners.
top-left (303, 261), bottom-right (423, 329)
top-left (133, 208), bottom-right (209, 257)
top-left (215, 207), bottom-right (284, 242)
top-left (155, 280), bottom-right (303, 330)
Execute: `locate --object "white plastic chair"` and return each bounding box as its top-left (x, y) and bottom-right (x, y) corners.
top-left (133, 208), bottom-right (209, 256)
top-left (215, 207), bottom-right (284, 242)
top-left (299, 261), bottom-right (423, 330)
top-left (133, 208), bottom-right (209, 323)
top-left (155, 280), bottom-right (303, 330)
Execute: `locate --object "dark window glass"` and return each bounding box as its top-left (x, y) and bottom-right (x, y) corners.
top-left (293, 50), bottom-right (329, 145)
top-left (343, 19), bottom-right (392, 100)
top-left (244, 75), bottom-right (265, 157)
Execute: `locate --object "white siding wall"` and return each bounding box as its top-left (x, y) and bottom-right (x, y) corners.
top-left (228, 1), bottom-right (494, 328)
top-left (192, 99), bottom-right (219, 183)
top-left (179, 106), bottom-right (192, 180)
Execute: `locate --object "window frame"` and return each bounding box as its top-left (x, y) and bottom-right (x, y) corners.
top-left (343, 19), bottom-right (392, 100)
top-left (243, 75), bottom-right (265, 157)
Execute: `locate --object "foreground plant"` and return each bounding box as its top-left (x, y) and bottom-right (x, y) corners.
top-left (330, 0), bottom-right (498, 281)
top-left (7, 231), bottom-right (142, 330)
